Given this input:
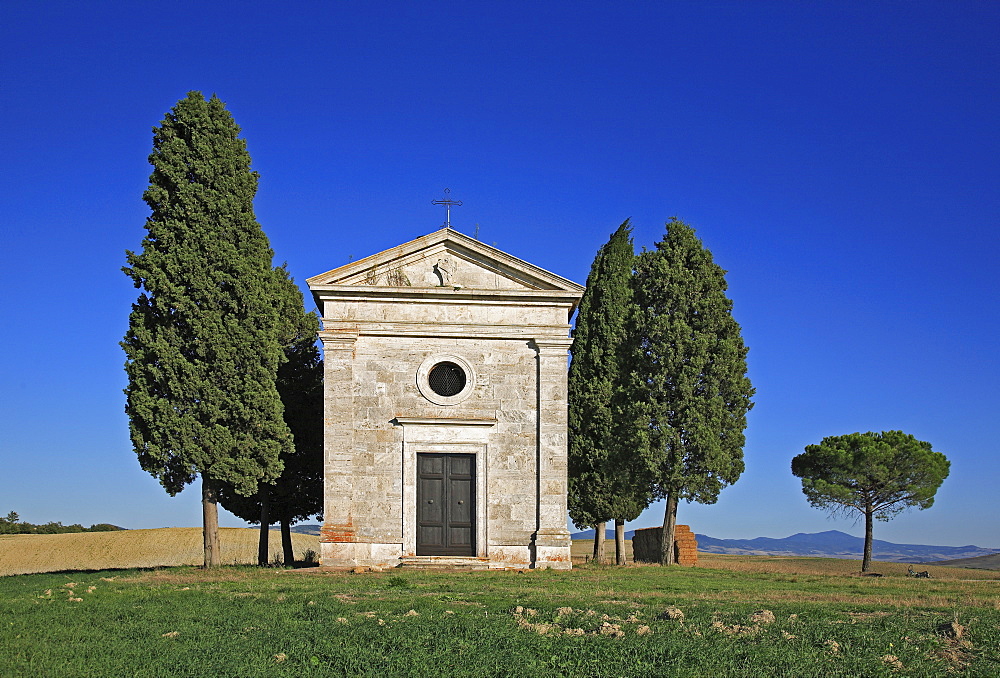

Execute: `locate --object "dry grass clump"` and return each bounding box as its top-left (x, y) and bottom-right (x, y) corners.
top-left (510, 606), bottom-right (653, 638)
top-left (709, 610), bottom-right (776, 636)
top-left (0, 528), bottom-right (320, 576)
top-left (748, 609), bottom-right (776, 624)
top-left (658, 606), bottom-right (685, 621)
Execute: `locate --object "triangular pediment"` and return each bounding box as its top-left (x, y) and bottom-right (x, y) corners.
top-left (306, 228), bottom-right (584, 293)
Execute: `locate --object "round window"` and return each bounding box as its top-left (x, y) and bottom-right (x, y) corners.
top-left (416, 354), bottom-right (476, 406)
top-left (428, 361), bottom-right (466, 397)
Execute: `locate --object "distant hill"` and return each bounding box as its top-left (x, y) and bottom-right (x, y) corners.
top-left (270, 524), bottom-right (320, 536)
top-left (571, 528), bottom-right (1000, 564)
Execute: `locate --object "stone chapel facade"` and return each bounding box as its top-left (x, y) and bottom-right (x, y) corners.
top-left (306, 228), bottom-right (584, 569)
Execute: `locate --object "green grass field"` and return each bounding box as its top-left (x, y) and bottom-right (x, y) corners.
top-left (2, 559), bottom-right (998, 677)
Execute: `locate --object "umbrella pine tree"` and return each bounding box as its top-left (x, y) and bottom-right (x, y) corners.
top-left (792, 430), bottom-right (949, 572)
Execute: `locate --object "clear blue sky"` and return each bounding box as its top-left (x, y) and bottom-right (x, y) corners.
top-left (2, 2), bottom-right (997, 547)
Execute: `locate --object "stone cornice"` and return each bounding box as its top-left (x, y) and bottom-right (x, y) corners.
top-left (392, 417), bottom-right (498, 427)
top-left (318, 329), bottom-right (358, 347)
top-left (319, 320), bottom-right (571, 340)
top-left (310, 284), bottom-right (582, 307)
top-left (530, 337), bottom-right (575, 353)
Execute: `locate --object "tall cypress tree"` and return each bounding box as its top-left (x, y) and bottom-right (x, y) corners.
top-left (269, 266), bottom-right (324, 564)
top-left (217, 266), bottom-right (323, 566)
top-left (568, 220), bottom-right (649, 564)
top-left (626, 218), bottom-right (754, 565)
top-left (122, 92), bottom-right (292, 567)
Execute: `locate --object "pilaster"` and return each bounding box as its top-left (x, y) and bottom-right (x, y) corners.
top-left (531, 337), bottom-right (574, 569)
top-left (319, 330), bottom-right (358, 565)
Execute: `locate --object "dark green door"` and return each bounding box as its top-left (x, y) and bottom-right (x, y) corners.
top-left (417, 453), bottom-right (475, 556)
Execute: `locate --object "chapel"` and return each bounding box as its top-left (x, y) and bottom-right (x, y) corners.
top-left (306, 227), bottom-right (584, 569)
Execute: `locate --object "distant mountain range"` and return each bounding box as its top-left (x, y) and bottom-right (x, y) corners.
top-left (570, 529), bottom-right (1000, 564)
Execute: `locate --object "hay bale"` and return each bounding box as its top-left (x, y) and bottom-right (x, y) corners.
top-left (632, 525), bottom-right (698, 565)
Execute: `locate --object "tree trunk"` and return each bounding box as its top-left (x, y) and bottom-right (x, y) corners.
top-left (862, 506), bottom-right (874, 572)
top-left (281, 518), bottom-right (294, 566)
top-left (659, 494), bottom-right (678, 566)
top-left (615, 519), bottom-right (627, 566)
top-left (592, 521), bottom-right (607, 563)
top-left (257, 486), bottom-right (270, 566)
top-left (202, 476), bottom-right (221, 568)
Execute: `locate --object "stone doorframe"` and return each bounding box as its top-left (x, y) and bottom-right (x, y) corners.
top-left (394, 417), bottom-right (496, 560)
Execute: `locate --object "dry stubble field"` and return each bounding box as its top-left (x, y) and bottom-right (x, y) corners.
top-left (0, 527), bottom-right (319, 576)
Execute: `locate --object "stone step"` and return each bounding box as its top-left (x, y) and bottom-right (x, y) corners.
top-left (398, 556), bottom-right (490, 570)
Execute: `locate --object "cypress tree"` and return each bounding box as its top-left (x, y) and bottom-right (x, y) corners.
top-left (122, 92), bottom-right (292, 567)
top-left (217, 266), bottom-right (324, 566)
top-left (626, 218), bottom-right (754, 565)
top-left (568, 220), bottom-right (649, 564)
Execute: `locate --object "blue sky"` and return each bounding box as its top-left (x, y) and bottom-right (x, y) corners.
top-left (2, 1), bottom-right (997, 547)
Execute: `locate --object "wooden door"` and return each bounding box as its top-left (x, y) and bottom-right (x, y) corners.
top-left (416, 453), bottom-right (475, 556)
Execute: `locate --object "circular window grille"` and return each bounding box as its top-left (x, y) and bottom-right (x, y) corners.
top-left (428, 362), bottom-right (466, 397)
top-left (416, 354), bottom-right (476, 406)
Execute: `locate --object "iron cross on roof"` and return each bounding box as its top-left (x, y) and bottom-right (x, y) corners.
top-left (431, 188), bottom-right (463, 228)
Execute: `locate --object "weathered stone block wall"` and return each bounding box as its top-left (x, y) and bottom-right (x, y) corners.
top-left (632, 525), bottom-right (698, 566)
top-left (348, 335), bottom-right (540, 548)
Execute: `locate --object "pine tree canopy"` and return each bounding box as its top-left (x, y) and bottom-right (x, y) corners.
top-left (791, 430), bottom-right (948, 572)
top-left (122, 91), bottom-right (292, 497)
top-left (627, 217), bottom-right (754, 505)
top-left (791, 431), bottom-right (950, 520)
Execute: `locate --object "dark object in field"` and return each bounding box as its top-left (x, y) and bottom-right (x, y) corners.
top-left (861, 572), bottom-right (883, 577)
top-left (907, 566), bottom-right (932, 578)
top-left (938, 621), bottom-right (965, 639)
